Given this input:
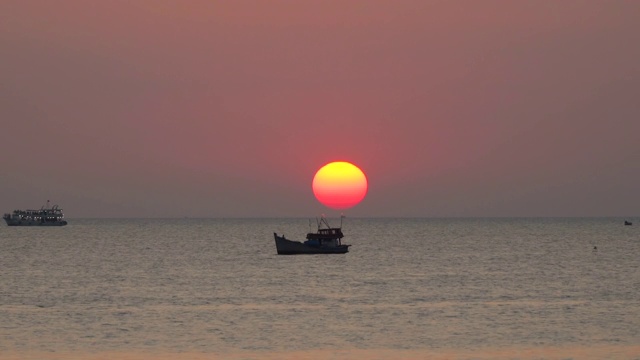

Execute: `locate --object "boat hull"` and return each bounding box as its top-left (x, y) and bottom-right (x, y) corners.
top-left (4, 218), bottom-right (67, 226)
top-left (274, 233), bottom-right (349, 255)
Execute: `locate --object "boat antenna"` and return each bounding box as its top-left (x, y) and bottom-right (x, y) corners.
top-left (318, 214), bottom-right (331, 229)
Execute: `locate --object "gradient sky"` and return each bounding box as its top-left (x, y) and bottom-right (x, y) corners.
top-left (1, 1), bottom-right (639, 218)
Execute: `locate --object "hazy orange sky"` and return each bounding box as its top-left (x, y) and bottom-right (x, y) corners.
top-left (1, 1), bottom-right (638, 217)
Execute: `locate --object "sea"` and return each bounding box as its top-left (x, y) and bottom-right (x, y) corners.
top-left (1, 218), bottom-right (638, 360)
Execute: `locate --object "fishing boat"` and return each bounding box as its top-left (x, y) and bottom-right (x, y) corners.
top-left (274, 217), bottom-right (350, 255)
top-left (3, 201), bottom-right (68, 226)
top-left (624, 220), bottom-right (632, 226)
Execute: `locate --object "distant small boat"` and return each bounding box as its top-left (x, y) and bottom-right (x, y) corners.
top-left (3, 200), bottom-right (68, 226)
top-left (624, 221), bottom-right (632, 226)
top-left (274, 217), bottom-right (350, 255)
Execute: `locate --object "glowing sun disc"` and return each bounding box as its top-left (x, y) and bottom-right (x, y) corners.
top-left (312, 161), bottom-right (368, 210)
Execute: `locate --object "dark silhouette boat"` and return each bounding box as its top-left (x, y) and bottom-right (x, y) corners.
top-left (624, 220), bottom-right (632, 226)
top-left (274, 217), bottom-right (350, 255)
top-left (3, 201), bottom-right (68, 226)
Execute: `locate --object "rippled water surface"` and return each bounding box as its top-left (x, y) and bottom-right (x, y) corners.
top-left (1, 218), bottom-right (639, 359)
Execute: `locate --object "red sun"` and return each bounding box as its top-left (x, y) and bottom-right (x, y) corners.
top-left (312, 161), bottom-right (368, 210)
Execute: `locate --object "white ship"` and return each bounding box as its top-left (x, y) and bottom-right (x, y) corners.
top-left (3, 201), bottom-right (68, 226)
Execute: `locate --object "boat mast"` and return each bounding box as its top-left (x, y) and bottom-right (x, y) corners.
top-left (319, 216), bottom-right (331, 230)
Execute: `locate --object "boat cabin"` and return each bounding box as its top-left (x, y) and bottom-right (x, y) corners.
top-left (304, 217), bottom-right (345, 247)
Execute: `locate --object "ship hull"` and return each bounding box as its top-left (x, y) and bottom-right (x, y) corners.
top-left (4, 218), bottom-right (67, 226)
top-left (274, 233), bottom-right (349, 255)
